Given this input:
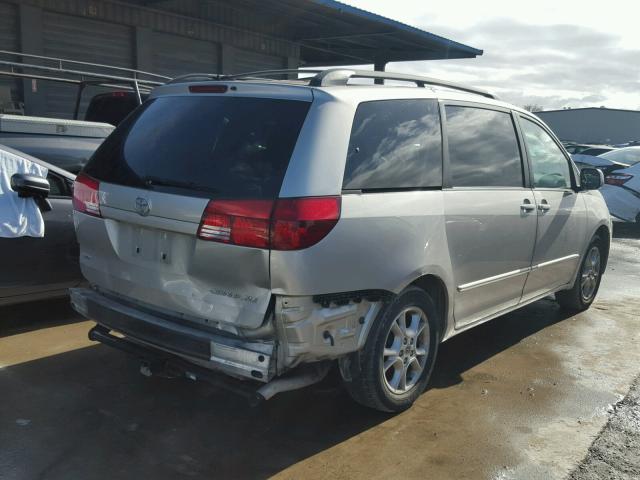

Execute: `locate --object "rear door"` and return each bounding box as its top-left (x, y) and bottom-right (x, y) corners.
top-left (442, 103), bottom-right (537, 328)
top-left (0, 169), bottom-right (80, 300)
top-left (78, 89), bottom-right (311, 330)
top-left (517, 116), bottom-right (586, 300)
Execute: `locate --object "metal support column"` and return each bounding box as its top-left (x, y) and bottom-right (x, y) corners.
top-left (374, 60), bottom-right (387, 85)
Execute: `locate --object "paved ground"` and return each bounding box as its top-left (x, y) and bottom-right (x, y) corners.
top-left (1, 224), bottom-right (639, 480)
top-left (569, 374), bottom-right (640, 480)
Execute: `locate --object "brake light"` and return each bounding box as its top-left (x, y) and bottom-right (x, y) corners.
top-left (197, 197), bottom-right (341, 250)
top-left (73, 173), bottom-right (101, 217)
top-left (189, 85), bottom-right (228, 94)
top-left (605, 173), bottom-right (633, 186)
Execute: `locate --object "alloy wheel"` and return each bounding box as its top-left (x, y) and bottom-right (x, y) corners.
top-left (381, 307), bottom-right (430, 395)
top-left (580, 246), bottom-right (601, 302)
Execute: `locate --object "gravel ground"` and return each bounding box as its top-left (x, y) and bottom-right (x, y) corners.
top-left (569, 375), bottom-right (640, 480)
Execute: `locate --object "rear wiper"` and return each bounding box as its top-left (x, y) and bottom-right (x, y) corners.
top-left (142, 177), bottom-right (219, 194)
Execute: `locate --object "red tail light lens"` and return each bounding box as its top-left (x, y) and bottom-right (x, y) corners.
top-left (73, 173), bottom-right (101, 217)
top-left (197, 196), bottom-right (341, 250)
top-left (271, 197), bottom-right (341, 250)
top-left (198, 200), bottom-right (273, 248)
top-left (605, 173), bottom-right (633, 186)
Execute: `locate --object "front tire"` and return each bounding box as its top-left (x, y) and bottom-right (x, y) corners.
top-left (556, 236), bottom-right (604, 311)
top-left (342, 287), bottom-right (440, 412)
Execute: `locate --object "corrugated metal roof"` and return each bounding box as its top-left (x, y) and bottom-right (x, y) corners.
top-left (125, 0), bottom-right (482, 66)
top-left (309, 0), bottom-right (482, 57)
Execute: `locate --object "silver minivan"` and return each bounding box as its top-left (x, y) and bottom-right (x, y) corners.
top-left (71, 69), bottom-right (611, 412)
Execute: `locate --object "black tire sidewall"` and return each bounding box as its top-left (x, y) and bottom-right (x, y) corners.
top-left (579, 238), bottom-right (604, 307)
top-left (365, 287), bottom-right (440, 411)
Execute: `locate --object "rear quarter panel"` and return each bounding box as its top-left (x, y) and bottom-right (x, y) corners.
top-left (270, 191), bottom-right (456, 334)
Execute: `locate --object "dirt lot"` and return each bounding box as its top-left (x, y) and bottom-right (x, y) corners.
top-left (1, 224), bottom-right (639, 480)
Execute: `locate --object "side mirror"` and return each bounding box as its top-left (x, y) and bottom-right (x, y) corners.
top-left (11, 173), bottom-right (50, 198)
top-left (10, 173), bottom-right (52, 212)
top-left (580, 167), bottom-right (604, 190)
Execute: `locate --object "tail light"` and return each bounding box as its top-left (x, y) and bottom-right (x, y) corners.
top-left (198, 200), bottom-right (272, 248)
top-left (73, 173), bottom-right (101, 217)
top-left (197, 196), bottom-right (341, 250)
top-left (605, 173), bottom-right (633, 186)
top-left (271, 197), bottom-right (341, 250)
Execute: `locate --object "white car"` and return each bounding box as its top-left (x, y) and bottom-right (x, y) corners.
top-left (601, 162), bottom-right (640, 223)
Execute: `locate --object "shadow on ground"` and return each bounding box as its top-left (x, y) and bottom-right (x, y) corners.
top-left (0, 297), bottom-right (573, 480)
top-left (0, 297), bottom-right (82, 338)
top-left (612, 221), bottom-right (640, 240)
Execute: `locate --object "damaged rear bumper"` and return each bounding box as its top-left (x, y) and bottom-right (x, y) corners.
top-left (70, 287), bottom-right (275, 382)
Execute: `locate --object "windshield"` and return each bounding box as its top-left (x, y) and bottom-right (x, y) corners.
top-left (84, 95), bottom-right (310, 199)
top-left (600, 148), bottom-right (640, 166)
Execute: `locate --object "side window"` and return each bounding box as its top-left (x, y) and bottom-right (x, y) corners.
top-left (343, 99), bottom-right (442, 190)
top-left (47, 172), bottom-right (69, 197)
top-left (445, 106), bottom-right (523, 187)
top-left (520, 117), bottom-right (571, 189)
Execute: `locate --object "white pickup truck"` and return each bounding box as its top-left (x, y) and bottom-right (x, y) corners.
top-left (0, 114), bottom-right (114, 173)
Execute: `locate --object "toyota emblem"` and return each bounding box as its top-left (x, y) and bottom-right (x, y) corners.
top-left (135, 197), bottom-right (151, 216)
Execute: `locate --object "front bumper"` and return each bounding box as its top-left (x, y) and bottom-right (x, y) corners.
top-left (70, 288), bottom-right (276, 382)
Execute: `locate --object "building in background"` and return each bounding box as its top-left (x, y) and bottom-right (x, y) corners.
top-left (0, 0), bottom-right (482, 119)
top-left (536, 107), bottom-right (640, 144)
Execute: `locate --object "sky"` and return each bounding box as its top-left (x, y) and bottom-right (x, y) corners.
top-left (346, 0), bottom-right (640, 110)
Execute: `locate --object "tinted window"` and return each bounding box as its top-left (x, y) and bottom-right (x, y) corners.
top-left (85, 96), bottom-right (310, 199)
top-left (343, 99), bottom-right (442, 190)
top-left (47, 172), bottom-right (68, 197)
top-left (446, 106), bottom-right (523, 187)
top-left (520, 118), bottom-right (571, 189)
top-left (85, 93), bottom-right (141, 126)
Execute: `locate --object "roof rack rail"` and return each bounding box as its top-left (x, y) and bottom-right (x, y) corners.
top-left (187, 67), bottom-right (495, 100)
top-left (167, 73), bottom-right (222, 84)
top-left (309, 69), bottom-right (496, 99)
top-left (221, 69), bottom-right (326, 80)
top-left (0, 50), bottom-right (170, 118)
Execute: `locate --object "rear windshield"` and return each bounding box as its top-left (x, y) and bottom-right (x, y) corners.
top-left (84, 95), bottom-right (310, 199)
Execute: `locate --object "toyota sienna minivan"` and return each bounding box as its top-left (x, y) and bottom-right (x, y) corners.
top-left (71, 69), bottom-right (611, 412)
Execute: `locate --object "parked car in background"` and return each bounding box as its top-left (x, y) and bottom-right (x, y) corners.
top-left (565, 143), bottom-right (614, 155)
top-left (0, 114), bottom-right (114, 173)
top-left (0, 144), bottom-right (83, 306)
top-left (573, 146), bottom-right (640, 175)
top-left (85, 91), bottom-right (150, 126)
top-left (572, 153), bottom-right (628, 174)
top-left (69, 69), bottom-right (611, 412)
top-left (578, 146), bottom-right (615, 156)
top-left (599, 146), bottom-right (640, 167)
top-left (601, 163), bottom-right (640, 224)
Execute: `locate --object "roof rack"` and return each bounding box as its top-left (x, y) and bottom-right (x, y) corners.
top-left (310, 69), bottom-right (496, 99)
top-left (0, 50), bottom-right (170, 118)
top-left (179, 68), bottom-right (495, 100)
top-left (167, 73), bottom-right (223, 84)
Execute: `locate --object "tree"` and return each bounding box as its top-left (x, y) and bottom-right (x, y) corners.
top-left (523, 104), bottom-right (544, 113)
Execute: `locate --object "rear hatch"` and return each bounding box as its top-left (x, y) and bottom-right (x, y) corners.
top-left (76, 88), bottom-right (312, 331)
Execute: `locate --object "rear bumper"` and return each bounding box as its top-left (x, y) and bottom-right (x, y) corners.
top-left (70, 288), bottom-right (276, 382)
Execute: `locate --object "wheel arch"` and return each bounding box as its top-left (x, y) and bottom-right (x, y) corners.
top-left (409, 274), bottom-right (449, 340)
top-left (593, 223), bottom-right (611, 271)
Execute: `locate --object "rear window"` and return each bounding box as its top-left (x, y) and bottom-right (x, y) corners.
top-left (84, 96), bottom-right (310, 199)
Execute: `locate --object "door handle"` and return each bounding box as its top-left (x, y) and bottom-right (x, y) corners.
top-left (520, 199), bottom-right (535, 213)
top-left (538, 199), bottom-right (551, 212)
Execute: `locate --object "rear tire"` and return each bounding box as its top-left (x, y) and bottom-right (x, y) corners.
top-left (556, 236), bottom-right (604, 312)
top-left (341, 286), bottom-right (440, 412)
